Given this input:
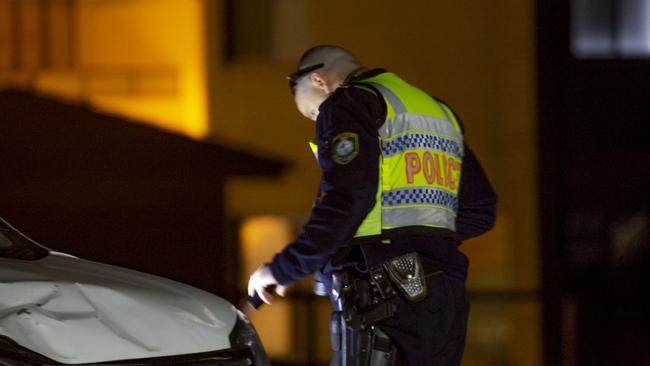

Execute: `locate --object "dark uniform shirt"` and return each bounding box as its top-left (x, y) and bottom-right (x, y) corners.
top-left (269, 69), bottom-right (496, 286)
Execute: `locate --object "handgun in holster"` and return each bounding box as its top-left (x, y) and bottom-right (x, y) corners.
top-left (329, 269), bottom-right (397, 366)
top-left (328, 252), bottom-right (431, 366)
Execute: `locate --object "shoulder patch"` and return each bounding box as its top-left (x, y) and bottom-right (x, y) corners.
top-left (331, 132), bottom-right (359, 164)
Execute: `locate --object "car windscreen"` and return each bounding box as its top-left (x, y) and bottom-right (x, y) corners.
top-left (0, 218), bottom-right (49, 260)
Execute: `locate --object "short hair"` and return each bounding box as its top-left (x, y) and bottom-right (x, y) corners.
top-left (297, 45), bottom-right (359, 70)
top-left (288, 45), bottom-right (360, 94)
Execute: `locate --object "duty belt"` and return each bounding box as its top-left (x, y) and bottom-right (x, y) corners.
top-left (330, 252), bottom-right (443, 319)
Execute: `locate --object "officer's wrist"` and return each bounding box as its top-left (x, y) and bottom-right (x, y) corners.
top-left (267, 261), bottom-right (294, 286)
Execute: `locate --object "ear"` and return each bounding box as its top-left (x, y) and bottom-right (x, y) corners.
top-left (310, 72), bottom-right (330, 93)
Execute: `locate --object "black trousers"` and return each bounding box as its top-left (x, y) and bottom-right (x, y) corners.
top-left (377, 272), bottom-right (469, 366)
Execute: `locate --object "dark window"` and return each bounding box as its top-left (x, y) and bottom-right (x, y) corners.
top-left (224, 0), bottom-right (273, 62)
top-left (223, 0), bottom-right (310, 63)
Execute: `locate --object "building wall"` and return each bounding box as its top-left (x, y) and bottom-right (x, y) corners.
top-left (0, 0), bottom-right (208, 138)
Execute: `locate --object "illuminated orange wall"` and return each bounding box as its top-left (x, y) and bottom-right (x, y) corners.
top-left (0, 0), bottom-right (208, 138)
top-left (78, 0), bottom-right (208, 138)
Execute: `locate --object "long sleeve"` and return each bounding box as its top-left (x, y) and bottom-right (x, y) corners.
top-left (268, 87), bottom-right (383, 285)
top-left (454, 145), bottom-right (497, 240)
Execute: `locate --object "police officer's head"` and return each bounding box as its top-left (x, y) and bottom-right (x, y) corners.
top-left (288, 45), bottom-right (360, 121)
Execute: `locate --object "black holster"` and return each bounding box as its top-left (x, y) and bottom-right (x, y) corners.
top-left (328, 270), bottom-right (398, 366)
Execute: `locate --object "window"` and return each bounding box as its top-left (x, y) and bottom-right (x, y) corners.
top-left (223, 0), bottom-right (311, 62)
top-left (572, 0), bottom-right (650, 58)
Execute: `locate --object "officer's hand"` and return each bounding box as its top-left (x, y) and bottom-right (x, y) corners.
top-left (247, 264), bottom-right (287, 305)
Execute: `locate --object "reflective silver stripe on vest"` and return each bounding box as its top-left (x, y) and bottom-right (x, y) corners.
top-left (383, 205), bottom-right (457, 231)
top-left (380, 114), bottom-right (464, 160)
top-left (382, 187), bottom-right (458, 231)
top-left (379, 114), bottom-right (463, 147)
top-left (367, 82), bottom-right (407, 115)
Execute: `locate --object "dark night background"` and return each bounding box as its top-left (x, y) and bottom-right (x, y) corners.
top-left (539, 1), bottom-right (650, 365)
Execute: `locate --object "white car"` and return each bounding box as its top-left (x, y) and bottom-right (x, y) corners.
top-left (0, 217), bottom-right (269, 366)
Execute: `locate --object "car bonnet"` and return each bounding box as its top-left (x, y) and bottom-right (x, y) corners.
top-left (0, 252), bottom-right (237, 364)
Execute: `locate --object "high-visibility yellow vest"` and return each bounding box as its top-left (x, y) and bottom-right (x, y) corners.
top-left (309, 72), bottom-right (464, 241)
top-left (355, 72), bottom-right (464, 239)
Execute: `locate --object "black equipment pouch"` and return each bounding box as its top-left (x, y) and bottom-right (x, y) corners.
top-left (382, 252), bottom-right (427, 302)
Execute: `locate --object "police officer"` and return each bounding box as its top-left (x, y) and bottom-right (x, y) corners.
top-left (248, 45), bottom-right (496, 366)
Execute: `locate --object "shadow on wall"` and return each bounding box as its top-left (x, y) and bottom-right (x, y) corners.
top-left (0, 89), bottom-right (285, 298)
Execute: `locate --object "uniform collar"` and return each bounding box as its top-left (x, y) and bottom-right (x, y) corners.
top-left (343, 68), bottom-right (386, 85)
top-left (318, 68), bottom-right (387, 112)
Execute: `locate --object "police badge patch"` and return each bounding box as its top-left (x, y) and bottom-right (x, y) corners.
top-left (331, 132), bottom-right (359, 164)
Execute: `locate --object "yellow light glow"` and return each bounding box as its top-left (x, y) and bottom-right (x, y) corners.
top-left (9, 0), bottom-right (211, 139)
top-left (240, 215), bottom-right (292, 289)
top-left (239, 215), bottom-right (294, 358)
top-left (78, 0), bottom-right (209, 139)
